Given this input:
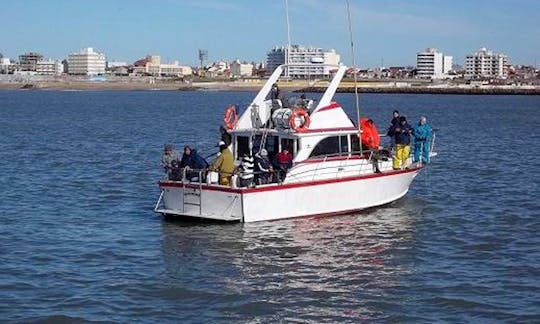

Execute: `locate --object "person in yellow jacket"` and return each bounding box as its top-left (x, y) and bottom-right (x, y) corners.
top-left (209, 141), bottom-right (235, 185)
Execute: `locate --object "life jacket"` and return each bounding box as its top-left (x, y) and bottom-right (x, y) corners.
top-left (360, 118), bottom-right (380, 149)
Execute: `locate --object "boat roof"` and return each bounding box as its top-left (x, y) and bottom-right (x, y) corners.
top-left (233, 63), bottom-right (356, 134)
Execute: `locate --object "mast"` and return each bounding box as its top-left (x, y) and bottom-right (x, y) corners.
top-left (285, 0), bottom-right (292, 78)
top-left (346, 0), bottom-right (362, 152)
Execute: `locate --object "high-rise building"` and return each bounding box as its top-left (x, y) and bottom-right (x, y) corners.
top-left (67, 47), bottom-right (106, 75)
top-left (416, 48), bottom-right (452, 79)
top-left (266, 45), bottom-right (340, 78)
top-left (19, 52), bottom-right (43, 71)
top-left (465, 47), bottom-right (508, 79)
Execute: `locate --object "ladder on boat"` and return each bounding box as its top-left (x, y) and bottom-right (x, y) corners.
top-left (182, 174), bottom-right (203, 215)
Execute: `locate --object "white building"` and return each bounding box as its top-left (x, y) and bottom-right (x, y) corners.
top-left (0, 57), bottom-right (12, 74)
top-left (36, 60), bottom-right (64, 75)
top-left (465, 47), bottom-right (508, 79)
top-left (68, 47), bottom-right (106, 75)
top-left (416, 48), bottom-right (453, 79)
top-left (132, 55), bottom-right (192, 77)
top-left (230, 60), bottom-right (253, 77)
top-left (267, 45), bottom-right (341, 78)
top-left (107, 61), bottom-right (128, 68)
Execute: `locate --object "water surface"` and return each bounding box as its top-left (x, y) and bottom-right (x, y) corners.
top-left (1, 90), bottom-right (539, 322)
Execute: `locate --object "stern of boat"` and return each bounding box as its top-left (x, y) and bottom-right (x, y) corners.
top-left (154, 181), bottom-right (243, 222)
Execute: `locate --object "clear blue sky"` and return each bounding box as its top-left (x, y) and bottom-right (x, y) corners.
top-left (1, 0), bottom-right (538, 67)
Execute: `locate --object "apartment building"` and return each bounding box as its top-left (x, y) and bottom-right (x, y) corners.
top-left (416, 48), bottom-right (453, 79)
top-left (266, 45), bottom-right (341, 78)
top-left (465, 47), bottom-right (508, 79)
top-left (67, 47), bottom-right (106, 75)
top-left (19, 52), bottom-right (44, 71)
top-left (35, 60), bottom-right (63, 75)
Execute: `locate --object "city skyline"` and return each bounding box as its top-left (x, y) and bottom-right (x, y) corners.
top-left (1, 0), bottom-right (538, 67)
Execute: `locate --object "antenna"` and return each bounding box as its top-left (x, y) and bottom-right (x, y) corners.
top-left (346, 0), bottom-right (361, 146)
top-left (198, 49), bottom-right (208, 69)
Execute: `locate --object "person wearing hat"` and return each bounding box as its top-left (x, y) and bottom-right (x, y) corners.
top-left (254, 149), bottom-right (273, 185)
top-left (209, 141), bottom-right (235, 185)
top-left (161, 144), bottom-right (180, 180)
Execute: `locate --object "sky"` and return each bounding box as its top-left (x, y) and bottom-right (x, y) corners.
top-left (1, 0), bottom-right (538, 68)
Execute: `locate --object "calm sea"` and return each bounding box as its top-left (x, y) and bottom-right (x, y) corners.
top-left (1, 90), bottom-right (539, 323)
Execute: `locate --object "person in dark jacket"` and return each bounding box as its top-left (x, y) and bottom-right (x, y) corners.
top-left (219, 126), bottom-right (232, 147)
top-left (180, 146), bottom-right (209, 181)
top-left (389, 116), bottom-right (412, 170)
top-left (387, 110), bottom-right (400, 148)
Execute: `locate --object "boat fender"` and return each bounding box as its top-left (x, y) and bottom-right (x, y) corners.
top-left (223, 105), bottom-right (238, 130)
top-left (289, 108), bottom-right (311, 133)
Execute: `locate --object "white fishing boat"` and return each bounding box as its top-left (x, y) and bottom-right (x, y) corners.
top-left (154, 63), bottom-right (436, 222)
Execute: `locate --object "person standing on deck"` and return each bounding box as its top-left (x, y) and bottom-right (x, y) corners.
top-left (413, 116), bottom-right (433, 164)
top-left (387, 110), bottom-right (400, 148)
top-left (209, 141), bottom-right (235, 185)
top-left (237, 152), bottom-right (255, 187)
top-left (270, 83), bottom-right (280, 100)
top-left (389, 116), bottom-right (412, 170)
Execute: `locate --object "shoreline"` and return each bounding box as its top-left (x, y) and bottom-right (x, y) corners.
top-left (1, 80), bottom-right (539, 95)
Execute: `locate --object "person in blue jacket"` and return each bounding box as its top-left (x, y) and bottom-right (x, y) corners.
top-left (180, 146), bottom-right (209, 181)
top-left (413, 116), bottom-right (433, 164)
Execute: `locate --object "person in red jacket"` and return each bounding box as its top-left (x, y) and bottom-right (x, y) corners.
top-left (360, 118), bottom-right (380, 150)
top-left (273, 148), bottom-right (293, 182)
top-left (360, 118), bottom-right (383, 173)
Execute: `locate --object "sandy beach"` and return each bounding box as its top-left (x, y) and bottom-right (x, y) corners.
top-left (1, 79), bottom-right (539, 95)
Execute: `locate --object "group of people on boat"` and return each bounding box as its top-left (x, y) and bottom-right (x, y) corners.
top-left (161, 128), bottom-right (294, 188)
top-left (161, 104), bottom-right (433, 186)
top-left (385, 110), bottom-right (433, 170)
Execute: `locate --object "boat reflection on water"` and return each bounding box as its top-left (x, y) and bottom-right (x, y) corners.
top-left (159, 199), bottom-right (425, 320)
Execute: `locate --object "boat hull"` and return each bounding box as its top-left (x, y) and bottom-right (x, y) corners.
top-left (155, 167), bottom-right (421, 222)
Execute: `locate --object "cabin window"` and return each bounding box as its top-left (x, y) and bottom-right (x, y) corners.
top-left (351, 135), bottom-right (360, 153)
top-left (266, 136), bottom-right (279, 157)
top-left (340, 135), bottom-right (348, 153)
top-left (309, 135), bottom-right (351, 158)
top-left (309, 136), bottom-right (340, 157)
top-left (281, 138), bottom-right (294, 152)
top-left (236, 136), bottom-right (250, 157)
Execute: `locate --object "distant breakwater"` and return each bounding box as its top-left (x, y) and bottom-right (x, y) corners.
top-left (298, 86), bottom-right (540, 95)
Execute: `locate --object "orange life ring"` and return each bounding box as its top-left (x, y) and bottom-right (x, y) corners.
top-left (223, 105), bottom-right (238, 130)
top-left (289, 108), bottom-right (311, 132)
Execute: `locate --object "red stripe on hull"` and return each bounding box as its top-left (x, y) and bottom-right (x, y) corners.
top-left (158, 166), bottom-right (421, 194)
